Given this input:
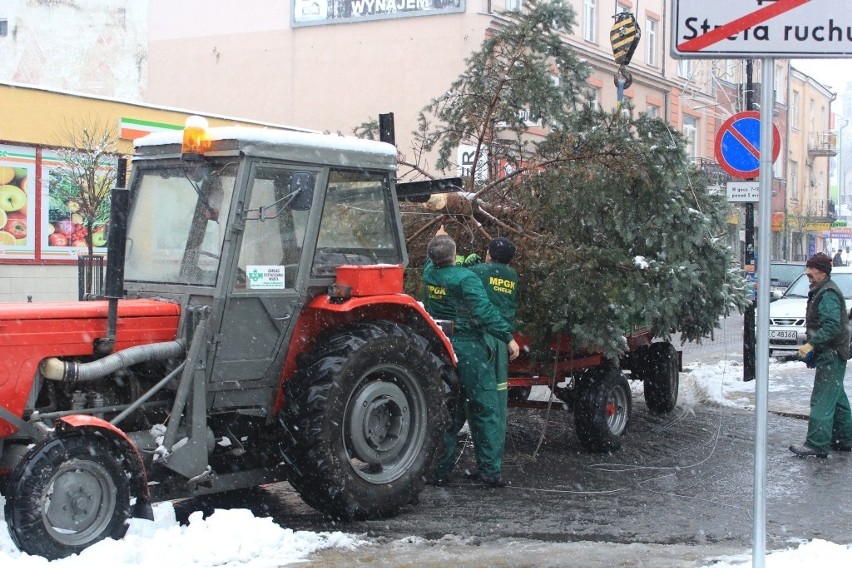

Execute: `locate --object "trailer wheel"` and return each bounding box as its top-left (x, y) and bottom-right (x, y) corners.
top-left (634, 341), bottom-right (680, 414)
top-left (508, 386), bottom-right (532, 402)
top-left (280, 320), bottom-right (446, 520)
top-left (574, 363), bottom-right (631, 452)
top-left (4, 432), bottom-right (132, 560)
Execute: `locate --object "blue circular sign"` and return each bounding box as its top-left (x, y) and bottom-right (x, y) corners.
top-left (714, 111), bottom-right (780, 179)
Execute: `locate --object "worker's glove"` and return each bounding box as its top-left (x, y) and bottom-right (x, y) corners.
top-left (798, 343), bottom-right (815, 368)
top-left (457, 253), bottom-right (481, 267)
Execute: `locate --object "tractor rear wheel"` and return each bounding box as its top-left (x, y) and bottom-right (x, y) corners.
top-left (573, 363), bottom-right (631, 452)
top-left (280, 321), bottom-right (446, 520)
top-left (4, 431), bottom-right (132, 560)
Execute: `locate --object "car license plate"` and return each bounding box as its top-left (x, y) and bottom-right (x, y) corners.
top-left (769, 330), bottom-right (797, 339)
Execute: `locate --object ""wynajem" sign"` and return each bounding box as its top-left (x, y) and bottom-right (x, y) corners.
top-left (672, 0), bottom-right (852, 58)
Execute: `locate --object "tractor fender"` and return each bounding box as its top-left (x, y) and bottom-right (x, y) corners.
top-left (56, 415), bottom-right (153, 520)
top-left (305, 293), bottom-right (454, 363)
top-left (272, 294), bottom-right (456, 415)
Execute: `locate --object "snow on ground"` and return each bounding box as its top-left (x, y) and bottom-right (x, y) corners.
top-left (1, 359), bottom-right (850, 566)
top-left (681, 359), bottom-right (755, 408)
top-left (707, 539), bottom-right (852, 567)
top-left (0, 496), bottom-right (363, 567)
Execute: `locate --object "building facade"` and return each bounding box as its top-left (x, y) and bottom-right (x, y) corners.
top-left (141, 0), bottom-right (721, 165)
top-left (785, 68), bottom-right (837, 260)
top-left (0, 0), bottom-right (840, 292)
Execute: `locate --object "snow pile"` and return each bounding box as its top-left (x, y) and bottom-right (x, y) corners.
top-left (706, 539), bottom-right (852, 567)
top-left (0, 495), bottom-right (363, 567)
top-left (682, 360), bottom-right (753, 408)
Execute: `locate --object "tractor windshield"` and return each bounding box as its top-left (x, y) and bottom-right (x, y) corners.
top-left (311, 169), bottom-right (401, 276)
top-left (124, 161), bottom-right (238, 286)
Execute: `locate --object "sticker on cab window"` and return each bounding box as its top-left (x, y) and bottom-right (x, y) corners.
top-left (246, 265), bottom-right (287, 289)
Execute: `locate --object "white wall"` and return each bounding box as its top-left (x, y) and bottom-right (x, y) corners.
top-left (0, 265), bottom-right (78, 303)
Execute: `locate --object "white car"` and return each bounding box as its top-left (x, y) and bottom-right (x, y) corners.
top-left (768, 266), bottom-right (852, 354)
top-left (770, 261), bottom-right (806, 297)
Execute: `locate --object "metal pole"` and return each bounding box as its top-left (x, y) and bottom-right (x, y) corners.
top-left (752, 57), bottom-right (775, 568)
top-left (840, 119), bottom-right (849, 258)
top-left (744, 60), bottom-right (756, 382)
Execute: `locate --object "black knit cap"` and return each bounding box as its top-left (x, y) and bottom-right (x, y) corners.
top-left (806, 252), bottom-right (833, 274)
top-left (488, 237), bottom-right (516, 264)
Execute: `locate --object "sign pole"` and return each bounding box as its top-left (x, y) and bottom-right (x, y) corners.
top-left (743, 60), bottom-right (756, 383)
top-left (753, 58), bottom-right (775, 568)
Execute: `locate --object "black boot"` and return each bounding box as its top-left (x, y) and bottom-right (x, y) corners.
top-left (789, 444), bottom-right (828, 458)
top-left (479, 474), bottom-right (509, 488)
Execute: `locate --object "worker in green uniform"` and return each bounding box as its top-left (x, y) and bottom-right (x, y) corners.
top-left (468, 237), bottom-right (519, 470)
top-left (423, 230), bottom-right (519, 487)
top-left (789, 252), bottom-right (852, 458)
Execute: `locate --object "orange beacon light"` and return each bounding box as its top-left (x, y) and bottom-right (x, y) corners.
top-left (182, 115), bottom-right (211, 156)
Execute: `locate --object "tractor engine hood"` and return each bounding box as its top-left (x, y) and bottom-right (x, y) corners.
top-left (0, 299), bottom-right (181, 356)
top-left (0, 298), bottom-right (182, 438)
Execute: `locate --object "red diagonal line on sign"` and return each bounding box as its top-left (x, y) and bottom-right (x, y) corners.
top-left (678, 0), bottom-right (811, 52)
top-left (726, 123), bottom-right (761, 162)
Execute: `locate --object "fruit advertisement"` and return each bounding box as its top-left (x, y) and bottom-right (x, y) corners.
top-left (0, 145), bottom-right (36, 260)
top-left (41, 153), bottom-right (112, 258)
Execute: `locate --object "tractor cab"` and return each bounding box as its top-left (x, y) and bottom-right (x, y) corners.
top-left (123, 120), bottom-right (408, 387)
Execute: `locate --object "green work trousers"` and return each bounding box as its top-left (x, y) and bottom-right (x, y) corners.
top-left (492, 336), bottom-right (509, 459)
top-left (806, 351), bottom-right (852, 452)
top-left (434, 336), bottom-right (504, 480)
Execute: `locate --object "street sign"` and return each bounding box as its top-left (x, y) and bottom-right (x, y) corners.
top-left (672, 0), bottom-right (852, 58)
top-left (727, 181), bottom-right (760, 202)
top-left (714, 111), bottom-right (781, 179)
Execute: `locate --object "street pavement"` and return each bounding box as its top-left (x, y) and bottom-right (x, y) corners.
top-left (176, 313), bottom-right (852, 567)
top-left (678, 312), bottom-right (852, 417)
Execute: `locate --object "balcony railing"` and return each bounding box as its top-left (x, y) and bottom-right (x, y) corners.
top-left (695, 157), bottom-right (734, 185)
top-left (808, 131), bottom-right (838, 157)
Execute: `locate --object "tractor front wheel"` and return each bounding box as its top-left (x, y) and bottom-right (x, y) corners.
top-left (4, 432), bottom-right (132, 560)
top-left (280, 321), bottom-right (446, 520)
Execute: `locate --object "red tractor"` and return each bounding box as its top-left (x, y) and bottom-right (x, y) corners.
top-left (0, 116), bottom-right (681, 559)
top-left (0, 120), bottom-right (457, 559)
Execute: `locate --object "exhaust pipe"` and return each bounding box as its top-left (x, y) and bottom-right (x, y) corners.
top-left (41, 340), bottom-right (185, 384)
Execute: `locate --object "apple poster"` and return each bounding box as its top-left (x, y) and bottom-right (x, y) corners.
top-left (41, 151), bottom-right (111, 259)
top-left (0, 145), bottom-right (35, 260)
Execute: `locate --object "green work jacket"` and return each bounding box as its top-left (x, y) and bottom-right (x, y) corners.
top-left (470, 261), bottom-right (518, 331)
top-left (423, 259), bottom-right (513, 343)
top-left (806, 277), bottom-right (850, 359)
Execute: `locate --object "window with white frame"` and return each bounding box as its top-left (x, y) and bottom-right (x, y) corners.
top-left (774, 63), bottom-right (785, 104)
top-left (645, 18), bottom-right (657, 67)
top-left (809, 99), bottom-right (815, 131)
top-left (791, 91), bottom-right (800, 129)
top-left (724, 59), bottom-right (738, 81)
top-left (583, 0), bottom-right (597, 42)
top-left (587, 86), bottom-right (601, 110)
top-left (505, 0), bottom-right (521, 12)
top-left (790, 160), bottom-right (799, 200)
top-left (683, 115), bottom-right (698, 160)
top-left (616, 3), bottom-right (628, 13)
top-left (645, 104), bottom-right (660, 118)
top-left (678, 58), bottom-right (692, 79)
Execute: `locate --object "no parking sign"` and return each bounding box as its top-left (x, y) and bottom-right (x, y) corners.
top-left (714, 111), bottom-right (781, 179)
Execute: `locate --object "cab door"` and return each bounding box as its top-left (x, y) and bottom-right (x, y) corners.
top-left (208, 164), bottom-right (317, 391)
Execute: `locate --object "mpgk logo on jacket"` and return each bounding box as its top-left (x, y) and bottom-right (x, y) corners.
top-left (488, 276), bottom-right (516, 295)
top-left (427, 284), bottom-right (447, 300)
